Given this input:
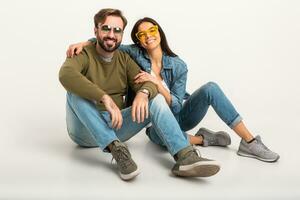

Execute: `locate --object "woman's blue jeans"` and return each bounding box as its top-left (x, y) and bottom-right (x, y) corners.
top-left (146, 82), bottom-right (242, 146)
top-left (66, 93), bottom-right (189, 156)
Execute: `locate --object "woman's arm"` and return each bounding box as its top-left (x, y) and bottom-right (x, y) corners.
top-left (134, 62), bottom-right (188, 110)
top-left (156, 81), bottom-right (172, 105)
top-left (169, 70), bottom-right (188, 114)
top-left (134, 71), bottom-right (172, 104)
top-left (66, 38), bottom-right (140, 59)
top-left (66, 40), bottom-right (92, 58)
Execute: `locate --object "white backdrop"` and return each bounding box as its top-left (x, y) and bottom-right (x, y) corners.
top-left (0, 0), bottom-right (300, 199)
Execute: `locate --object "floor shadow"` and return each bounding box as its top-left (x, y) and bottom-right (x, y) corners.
top-left (25, 129), bottom-right (115, 174)
top-left (69, 145), bottom-right (112, 169)
top-left (168, 172), bottom-right (210, 183)
top-left (144, 141), bottom-right (176, 169)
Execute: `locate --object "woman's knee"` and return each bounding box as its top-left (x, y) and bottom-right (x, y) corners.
top-left (201, 81), bottom-right (221, 95)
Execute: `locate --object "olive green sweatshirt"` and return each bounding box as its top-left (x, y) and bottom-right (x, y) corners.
top-left (59, 44), bottom-right (157, 111)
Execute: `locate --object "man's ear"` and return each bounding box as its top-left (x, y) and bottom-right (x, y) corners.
top-left (94, 27), bottom-right (97, 35)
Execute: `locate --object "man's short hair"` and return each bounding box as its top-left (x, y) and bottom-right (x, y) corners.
top-left (94, 8), bottom-right (127, 29)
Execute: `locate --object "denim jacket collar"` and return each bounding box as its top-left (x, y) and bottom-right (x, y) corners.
top-left (142, 50), bottom-right (173, 72)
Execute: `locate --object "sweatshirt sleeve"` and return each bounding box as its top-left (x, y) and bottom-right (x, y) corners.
top-left (58, 50), bottom-right (106, 101)
top-left (125, 55), bottom-right (158, 99)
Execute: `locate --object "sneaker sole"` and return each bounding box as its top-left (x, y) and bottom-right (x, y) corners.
top-left (120, 168), bottom-right (140, 181)
top-left (237, 151), bottom-right (280, 162)
top-left (173, 161), bottom-right (220, 177)
top-left (197, 128), bottom-right (231, 147)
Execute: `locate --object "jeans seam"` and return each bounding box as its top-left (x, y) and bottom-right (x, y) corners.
top-left (149, 108), bottom-right (174, 155)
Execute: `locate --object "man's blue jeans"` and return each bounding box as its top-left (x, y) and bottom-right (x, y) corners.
top-left (147, 82), bottom-right (243, 146)
top-left (66, 92), bottom-right (189, 156)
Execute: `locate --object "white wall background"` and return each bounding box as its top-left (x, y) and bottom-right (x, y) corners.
top-left (0, 0), bottom-right (299, 199)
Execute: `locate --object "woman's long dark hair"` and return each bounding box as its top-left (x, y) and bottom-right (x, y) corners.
top-left (131, 17), bottom-right (177, 57)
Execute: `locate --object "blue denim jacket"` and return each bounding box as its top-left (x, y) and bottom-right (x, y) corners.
top-left (119, 44), bottom-right (190, 116)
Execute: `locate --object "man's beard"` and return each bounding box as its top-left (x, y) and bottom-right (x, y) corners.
top-left (97, 36), bottom-right (121, 52)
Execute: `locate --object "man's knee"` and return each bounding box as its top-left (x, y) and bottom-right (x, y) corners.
top-left (150, 94), bottom-right (168, 109)
top-left (67, 92), bottom-right (86, 105)
top-left (67, 92), bottom-right (96, 112)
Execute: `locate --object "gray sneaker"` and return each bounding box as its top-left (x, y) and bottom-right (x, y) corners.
top-left (172, 146), bottom-right (220, 177)
top-left (237, 135), bottom-right (280, 162)
top-left (196, 127), bottom-right (231, 147)
top-left (110, 141), bottom-right (140, 180)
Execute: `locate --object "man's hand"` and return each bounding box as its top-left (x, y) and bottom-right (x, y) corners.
top-left (66, 41), bottom-right (91, 58)
top-left (101, 94), bottom-right (123, 130)
top-left (132, 91), bottom-right (149, 123)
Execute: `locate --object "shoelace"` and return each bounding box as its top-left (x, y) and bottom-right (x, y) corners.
top-left (257, 138), bottom-right (270, 151)
top-left (208, 139), bottom-right (218, 145)
top-left (111, 146), bottom-right (131, 168)
top-left (251, 141), bottom-right (269, 156)
top-left (190, 145), bottom-right (202, 157)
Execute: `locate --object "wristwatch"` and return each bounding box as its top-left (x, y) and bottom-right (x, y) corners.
top-left (139, 89), bottom-right (150, 97)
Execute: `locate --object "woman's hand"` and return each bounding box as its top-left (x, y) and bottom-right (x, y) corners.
top-left (66, 41), bottom-right (91, 58)
top-left (135, 71), bottom-right (172, 106)
top-left (134, 70), bottom-right (159, 85)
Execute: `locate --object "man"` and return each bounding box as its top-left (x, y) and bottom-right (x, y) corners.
top-left (59, 8), bottom-right (220, 181)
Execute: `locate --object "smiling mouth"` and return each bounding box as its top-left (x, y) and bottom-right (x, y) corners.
top-left (104, 39), bottom-right (117, 47)
top-left (105, 39), bottom-right (116, 42)
top-left (146, 38), bottom-right (155, 44)
top-left (104, 37), bottom-right (117, 43)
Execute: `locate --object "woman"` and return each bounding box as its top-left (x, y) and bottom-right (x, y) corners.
top-left (67, 17), bottom-right (279, 162)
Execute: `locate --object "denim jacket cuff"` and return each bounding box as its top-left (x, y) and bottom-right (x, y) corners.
top-left (170, 94), bottom-right (182, 114)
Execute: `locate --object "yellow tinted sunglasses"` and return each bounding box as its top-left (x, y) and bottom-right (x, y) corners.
top-left (135, 25), bottom-right (158, 41)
